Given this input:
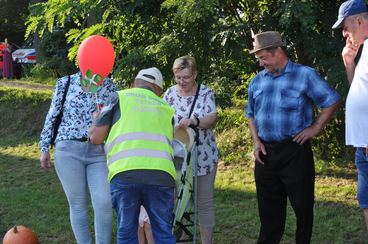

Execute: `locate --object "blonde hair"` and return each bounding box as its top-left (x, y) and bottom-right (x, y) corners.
top-left (172, 55), bottom-right (197, 74)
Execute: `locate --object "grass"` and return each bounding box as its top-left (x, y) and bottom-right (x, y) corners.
top-left (0, 138), bottom-right (74, 243)
top-left (1, 140), bottom-right (366, 243)
top-left (214, 163), bottom-right (367, 243)
top-left (1, 84), bottom-right (367, 243)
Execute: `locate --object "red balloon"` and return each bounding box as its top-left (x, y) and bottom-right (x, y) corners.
top-left (77, 35), bottom-right (115, 85)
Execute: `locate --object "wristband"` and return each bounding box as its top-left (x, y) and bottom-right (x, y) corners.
top-left (195, 117), bottom-right (200, 127)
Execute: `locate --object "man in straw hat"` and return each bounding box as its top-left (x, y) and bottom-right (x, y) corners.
top-left (89, 67), bottom-right (176, 243)
top-left (245, 31), bottom-right (340, 243)
top-left (332, 0), bottom-right (368, 230)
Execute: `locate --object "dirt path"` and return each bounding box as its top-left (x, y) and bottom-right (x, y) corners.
top-left (0, 80), bottom-right (53, 90)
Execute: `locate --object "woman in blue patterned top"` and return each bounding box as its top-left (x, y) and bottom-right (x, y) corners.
top-left (39, 72), bottom-right (116, 244)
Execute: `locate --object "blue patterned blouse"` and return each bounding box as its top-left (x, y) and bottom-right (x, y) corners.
top-left (39, 72), bottom-right (117, 152)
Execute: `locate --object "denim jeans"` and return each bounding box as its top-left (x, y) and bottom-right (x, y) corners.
top-left (110, 176), bottom-right (176, 244)
top-left (355, 147), bottom-right (368, 209)
top-left (55, 140), bottom-right (113, 244)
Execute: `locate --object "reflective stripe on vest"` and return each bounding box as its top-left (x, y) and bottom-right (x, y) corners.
top-left (105, 88), bottom-right (176, 181)
top-left (105, 132), bottom-right (171, 153)
top-left (107, 148), bottom-right (173, 166)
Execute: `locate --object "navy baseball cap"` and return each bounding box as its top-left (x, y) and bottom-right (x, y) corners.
top-left (332, 0), bottom-right (368, 29)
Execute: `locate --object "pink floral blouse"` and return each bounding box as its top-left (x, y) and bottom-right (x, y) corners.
top-left (164, 84), bottom-right (219, 176)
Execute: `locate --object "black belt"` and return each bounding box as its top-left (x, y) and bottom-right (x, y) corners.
top-left (70, 137), bottom-right (89, 142)
top-left (260, 137), bottom-right (293, 146)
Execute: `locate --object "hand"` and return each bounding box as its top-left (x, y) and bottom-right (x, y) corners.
top-left (92, 110), bottom-right (101, 124)
top-left (40, 152), bottom-right (52, 171)
top-left (178, 118), bottom-right (195, 129)
top-left (254, 141), bottom-right (266, 164)
top-left (342, 38), bottom-right (360, 68)
top-left (292, 125), bottom-right (321, 145)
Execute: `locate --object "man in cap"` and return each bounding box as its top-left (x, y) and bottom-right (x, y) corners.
top-left (246, 31), bottom-right (340, 243)
top-left (332, 0), bottom-right (368, 230)
top-left (89, 67), bottom-right (176, 243)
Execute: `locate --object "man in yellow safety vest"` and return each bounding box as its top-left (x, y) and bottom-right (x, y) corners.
top-left (89, 67), bottom-right (176, 244)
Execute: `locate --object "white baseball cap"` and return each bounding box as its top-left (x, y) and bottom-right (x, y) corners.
top-left (135, 67), bottom-right (163, 89)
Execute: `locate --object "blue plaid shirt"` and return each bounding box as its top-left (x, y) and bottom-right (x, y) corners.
top-left (246, 60), bottom-right (340, 142)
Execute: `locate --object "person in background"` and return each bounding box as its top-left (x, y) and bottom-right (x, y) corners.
top-left (246, 31), bottom-right (340, 243)
top-left (138, 206), bottom-right (154, 244)
top-left (89, 67), bottom-right (177, 244)
top-left (39, 72), bottom-right (116, 244)
top-left (332, 0), bottom-right (368, 231)
top-left (163, 56), bottom-right (219, 244)
top-left (3, 38), bottom-right (14, 79)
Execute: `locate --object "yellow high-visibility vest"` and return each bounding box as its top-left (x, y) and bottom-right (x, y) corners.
top-left (105, 88), bottom-right (176, 182)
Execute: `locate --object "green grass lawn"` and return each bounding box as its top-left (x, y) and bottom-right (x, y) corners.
top-left (0, 137), bottom-right (367, 243)
top-left (1, 85), bottom-right (367, 243)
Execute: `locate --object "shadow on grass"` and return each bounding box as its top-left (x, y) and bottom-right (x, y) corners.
top-left (0, 147), bottom-right (118, 244)
top-left (315, 159), bottom-right (357, 181)
top-left (0, 136), bottom-right (39, 148)
top-left (214, 186), bottom-right (367, 244)
top-left (0, 148), bottom-right (366, 244)
top-left (0, 150), bottom-right (74, 243)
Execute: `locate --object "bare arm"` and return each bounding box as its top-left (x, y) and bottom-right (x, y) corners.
top-left (293, 101), bottom-right (340, 144)
top-left (89, 124), bottom-right (110, 144)
top-left (342, 38), bottom-right (360, 85)
top-left (88, 105), bottom-right (114, 144)
top-left (249, 118), bottom-right (266, 164)
top-left (197, 113), bottom-right (217, 129)
top-left (178, 113), bottom-right (217, 129)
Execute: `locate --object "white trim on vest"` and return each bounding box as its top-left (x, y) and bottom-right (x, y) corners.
top-left (107, 148), bottom-right (173, 166)
top-left (105, 132), bottom-right (171, 152)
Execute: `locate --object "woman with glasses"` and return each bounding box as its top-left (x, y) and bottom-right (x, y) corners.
top-left (163, 55), bottom-right (219, 244)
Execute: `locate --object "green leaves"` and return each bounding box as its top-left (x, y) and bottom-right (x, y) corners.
top-left (86, 69), bottom-right (93, 79)
top-left (25, 0), bottom-right (345, 107)
top-left (81, 69), bottom-right (102, 93)
top-left (94, 74), bottom-right (103, 84)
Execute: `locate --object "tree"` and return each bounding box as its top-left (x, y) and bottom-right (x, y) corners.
top-left (26, 0), bottom-right (351, 161)
top-left (0, 0), bottom-right (30, 45)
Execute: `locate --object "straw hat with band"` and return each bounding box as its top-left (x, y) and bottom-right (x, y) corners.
top-left (174, 126), bottom-right (195, 151)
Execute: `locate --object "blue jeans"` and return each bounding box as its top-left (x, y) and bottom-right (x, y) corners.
top-left (355, 147), bottom-right (368, 209)
top-left (110, 176), bottom-right (176, 244)
top-left (55, 140), bottom-right (113, 244)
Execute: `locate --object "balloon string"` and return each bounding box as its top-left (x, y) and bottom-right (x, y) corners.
top-left (95, 92), bottom-right (99, 112)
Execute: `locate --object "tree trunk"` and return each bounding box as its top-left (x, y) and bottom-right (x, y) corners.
top-left (29, 0), bottom-right (46, 63)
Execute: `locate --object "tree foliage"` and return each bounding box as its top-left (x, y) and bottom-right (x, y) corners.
top-left (26, 0), bottom-right (351, 161)
top-left (26, 0), bottom-right (347, 91)
top-left (0, 0), bottom-right (30, 45)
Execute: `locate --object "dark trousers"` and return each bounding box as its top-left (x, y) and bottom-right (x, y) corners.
top-left (255, 140), bottom-right (315, 244)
